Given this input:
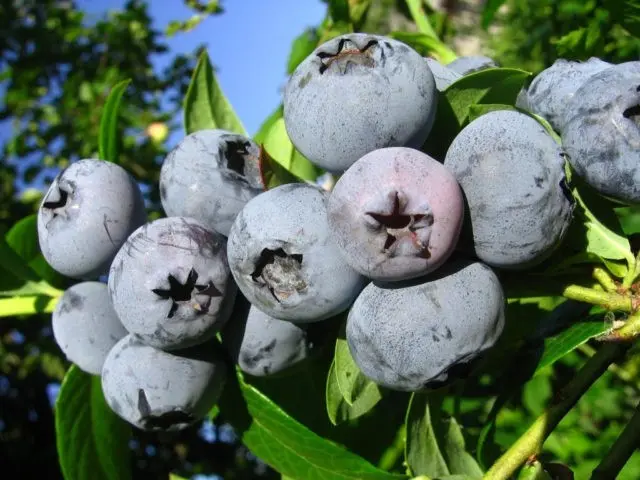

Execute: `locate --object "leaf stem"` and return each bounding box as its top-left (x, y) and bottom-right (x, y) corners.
top-left (483, 343), bottom-right (631, 480)
top-left (591, 399), bottom-right (640, 479)
top-left (592, 267), bottom-right (618, 293)
top-left (562, 285), bottom-right (632, 312)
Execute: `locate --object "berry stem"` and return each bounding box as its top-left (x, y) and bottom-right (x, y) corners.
top-left (592, 267), bottom-right (618, 293)
top-left (600, 309), bottom-right (640, 342)
top-left (562, 284), bottom-right (632, 312)
top-left (483, 343), bottom-right (631, 480)
top-left (591, 399), bottom-right (640, 479)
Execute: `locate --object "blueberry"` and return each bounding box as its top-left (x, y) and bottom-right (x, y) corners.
top-left (227, 183), bottom-right (366, 323)
top-left (108, 216), bottom-right (236, 350)
top-left (346, 259), bottom-right (505, 392)
top-left (37, 159), bottom-right (147, 279)
top-left (327, 147), bottom-right (464, 281)
top-left (52, 281), bottom-right (128, 375)
top-left (444, 110), bottom-right (574, 269)
top-left (159, 129), bottom-right (264, 237)
top-left (101, 334), bottom-right (227, 431)
top-left (284, 33), bottom-right (438, 173)
top-left (447, 55), bottom-right (498, 75)
top-left (516, 57), bottom-right (612, 133)
top-left (425, 57), bottom-right (462, 91)
top-left (223, 299), bottom-right (313, 377)
top-left (562, 61), bottom-right (640, 204)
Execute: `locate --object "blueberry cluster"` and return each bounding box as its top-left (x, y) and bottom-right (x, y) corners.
top-left (38, 32), bottom-right (639, 430)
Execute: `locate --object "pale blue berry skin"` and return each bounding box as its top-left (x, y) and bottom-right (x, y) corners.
top-left (444, 110), bottom-right (574, 269)
top-left (425, 57), bottom-right (461, 91)
top-left (108, 217), bottom-right (236, 350)
top-left (516, 57), bottom-right (612, 133)
top-left (223, 301), bottom-right (312, 377)
top-left (346, 259), bottom-right (505, 392)
top-left (52, 281), bottom-right (127, 376)
top-left (447, 55), bottom-right (498, 75)
top-left (37, 159), bottom-right (147, 279)
top-left (101, 334), bottom-right (227, 432)
top-left (159, 129), bottom-right (264, 236)
top-left (284, 33), bottom-right (438, 173)
top-left (227, 183), bottom-right (366, 323)
top-left (562, 62), bottom-right (640, 205)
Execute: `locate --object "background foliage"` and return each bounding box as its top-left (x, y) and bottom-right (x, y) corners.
top-left (2, 0), bottom-right (640, 479)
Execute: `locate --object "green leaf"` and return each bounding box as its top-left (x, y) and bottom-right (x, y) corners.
top-left (615, 206), bottom-right (640, 236)
top-left (334, 332), bottom-right (381, 407)
top-left (424, 68), bottom-right (531, 160)
top-left (287, 28), bottom-right (319, 75)
top-left (445, 68), bottom-right (532, 125)
top-left (183, 50), bottom-right (246, 136)
top-left (604, 0), bottom-right (640, 37)
top-left (534, 315), bottom-right (613, 375)
top-left (261, 117), bottom-right (320, 182)
top-left (468, 103), bottom-right (515, 122)
top-left (326, 360), bottom-right (382, 426)
top-left (259, 148), bottom-right (303, 189)
top-left (98, 79), bottom-right (131, 162)
top-left (6, 214), bottom-right (39, 261)
top-left (328, 0), bottom-right (352, 30)
top-left (405, 392), bottom-right (482, 478)
top-left (404, 392), bottom-right (449, 477)
top-left (389, 31), bottom-right (457, 64)
top-left (481, 0), bottom-right (508, 29)
top-left (219, 372), bottom-right (407, 480)
top-left (571, 179), bottom-right (634, 265)
top-left (253, 105), bottom-right (284, 144)
top-left (6, 214), bottom-right (67, 287)
top-left (55, 365), bottom-right (132, 480)
top-left (0, 295), bottom-right (58, 317)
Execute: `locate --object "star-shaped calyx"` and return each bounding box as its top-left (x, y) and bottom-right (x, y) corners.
top-left (152, 268), bottom-right (221, 318)
top-left (364, 190), bottom-right (434, 257)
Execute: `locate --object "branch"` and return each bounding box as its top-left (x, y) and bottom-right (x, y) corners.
top-left (592, 399), bottom-right (640, 479)
top-left (483, 343), bottom-right (631, 480)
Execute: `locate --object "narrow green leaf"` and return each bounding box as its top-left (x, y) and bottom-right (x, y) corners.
top-left (404, 0), bottom-right (438, 39)
top-left (0, 295), bottom-right (58, 317)
top-left (326, 360), bottom-right (382, 426)
top-left (261, 117), bottom-right (320, 182)
top-left (183, 50), bottom-right (246, 136)
top-left (389, 31), bottom-right (457, 64)
top-left (534, 316), bottom-right (613, 375)
top-left (481, 0), bottom-right (508, 29)
top-left (98, 79), bottom-right (131, 162)
top-left (334, 333), bottom-right (381, 406)
top-left (404, 392), bottom-right (449, 477)
top-left (219, 372), bottom-right (407, 480)
top-left (55, 365), bottom-right (132, 480)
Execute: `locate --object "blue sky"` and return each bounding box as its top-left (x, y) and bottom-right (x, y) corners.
top-left (78, 0), bottom-right (327, 137)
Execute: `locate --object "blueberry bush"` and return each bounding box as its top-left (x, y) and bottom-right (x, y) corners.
top-left (3, 1), bottom-right (640, 479)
